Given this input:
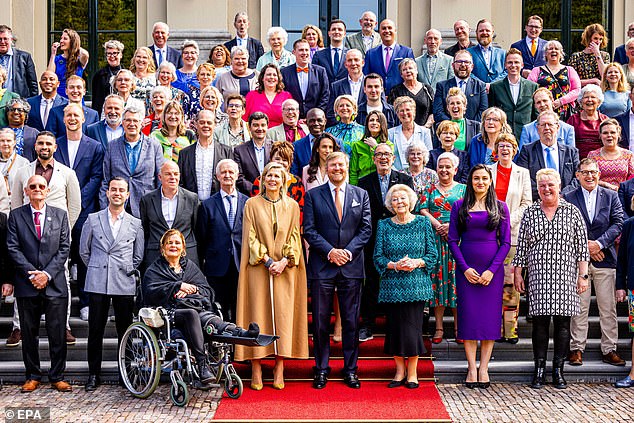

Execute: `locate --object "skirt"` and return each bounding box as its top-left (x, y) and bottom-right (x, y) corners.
top-left (384, 301), bottom-right (426, 357)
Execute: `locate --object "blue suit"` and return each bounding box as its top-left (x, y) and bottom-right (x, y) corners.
top-left (148, 45), bottom-right (183, 69)
top-left (312, 47), bottom-right (349, 85)
top-left (85, 119), bottom-right (117, 151)
top-left (26, 95), bottom-right (68, 132)
top-left (280, 63), bottom-right (330, 118)
top-left (510, 38), bottom-right (547, 73)
top-left (328, 77), bottom-right (366, 124)
top-left (614, 44), bottom-right (628, 65)
top-left (614, 110), bottom-right (633, 150)
top-left (290, 135), bottom-right (314, 177)
top-left (433, 77), bottom-right (488, 122)
top-left (518, 119), bottom-right (576, 152)
top-left (45, 104), bottom-right (99, 138)
top-left (619, 178), bottom-right (634, 217)
top-left (467, 45), bottom-right (507, 84)
top-left (363, 43), bottom-right (414, 95)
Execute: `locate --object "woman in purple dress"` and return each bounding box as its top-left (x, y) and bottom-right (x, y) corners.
top-left (448, 164), bottom-right (511, 389)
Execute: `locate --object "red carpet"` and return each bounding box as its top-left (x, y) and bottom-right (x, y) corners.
top-left (213, 380), bottom-right (451, 422)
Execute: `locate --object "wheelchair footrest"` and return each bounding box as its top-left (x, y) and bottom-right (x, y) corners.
top-left (208, 333), bottom-right (279, 347)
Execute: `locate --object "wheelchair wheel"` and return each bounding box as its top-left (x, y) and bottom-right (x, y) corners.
top-left (170, 380), bottom-right (189, 407)
top-left (224, 373), bottom-right (243, 399)
top-left (118, 322), bottom-right (161, 399)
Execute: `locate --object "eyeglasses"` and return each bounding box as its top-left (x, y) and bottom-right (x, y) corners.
top-left (106, 51), bottom-right (121, 56)
top-left (497, 144), bottom-right (514, 150)
top-left (283, 107), bottom-right (299, 112)
top-left (374, 152), bottom-right (393, 158)
top-left (454, 60), bottom-right (472, 65)
top-left (577, 170), bottom-right (599, 176)
top-left (539, 122), bottom-right (558, 128)
top-left (8, 108), bottom-right (26, 113)
top-left (484, 117), bottom-right (501, 123)
top-left (526, 25), bottom-right (542, 29)
top-left (28, 184), bottom-right (47, 190)
top-left (227, 103), bottom-right (243, 109)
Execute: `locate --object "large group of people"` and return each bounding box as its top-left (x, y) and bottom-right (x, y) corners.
top-left (2, 9), bottom-right (634, 397)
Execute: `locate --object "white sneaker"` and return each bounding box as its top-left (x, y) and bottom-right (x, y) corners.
top-left (80, 307), bottom-right (89, 321)
top-left (4, 295), bottom-right (15, 304)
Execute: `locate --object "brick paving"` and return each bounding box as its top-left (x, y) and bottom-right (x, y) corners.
top-left (1, 381), bottom-right (634, 421)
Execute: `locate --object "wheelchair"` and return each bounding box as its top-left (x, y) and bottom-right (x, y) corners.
top-left (118, 306), bottom-right (277, 406)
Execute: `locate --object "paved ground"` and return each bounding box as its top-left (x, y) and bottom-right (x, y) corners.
top-left (1, 382), bottom-right (633, 422)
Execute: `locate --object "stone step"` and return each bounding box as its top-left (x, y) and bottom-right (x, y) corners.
top-left (0, 317), bottom-right (119, 339)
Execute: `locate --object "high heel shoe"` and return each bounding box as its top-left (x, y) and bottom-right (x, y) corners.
top-left (273, 364), bottom-right (285, 390)
top-left (455, 330), bottom-right (464, 344)
top-left (432, 329), bottom-right (443, 344)
top-left (251, 366), bottom-right (263, 390)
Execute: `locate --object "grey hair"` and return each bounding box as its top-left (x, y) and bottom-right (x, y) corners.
top-left (384, 184), bottom-right (418, 213)
top-left (267, 26), bottom-right (288, 45)
top-left (0, 127), bottom-right (16, 140)
top-left (110, 69), bottom-right (136, 91)
top-left (437, 151), bottom-right (460, 168)
top-left (103, 40), bottom-right (124, 52)
top-left (578, 83), bottom-right (604, 105)
top-left (543, 40), bottom-right (565, 62)
top-left (398, 58), bottom-right (417, 73)
top-left (7, 97), bottom-right (31, 114)
top-left (150, 85), bottom-right (173, 100)
top-left (536, 168), bottom-right (561, 186)
top-left (181, 39), bottom-right (199, 54)
top-left (406, 140), bottom-right (430, 166)
top-left (230, 45), bottom-right (250, 59)
top-left (626, 37), bottom-right (634, 49)
top-left (158, 61), bottom-right (177, 79)
top-left (122, 104), bottom-right (145, 120)
top-left (215, 158), bottom-right (240, 175)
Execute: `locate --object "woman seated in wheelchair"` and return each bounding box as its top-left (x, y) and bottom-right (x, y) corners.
top-left (142, 229), bottom-right (260, 385)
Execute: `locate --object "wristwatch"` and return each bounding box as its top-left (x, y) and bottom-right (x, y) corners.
top-left (578, 274), bottom-right (589, 280)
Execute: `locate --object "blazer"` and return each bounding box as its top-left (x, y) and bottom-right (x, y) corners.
top-left (233, 139), bottom-right (272, 195)
top-left (312, 47), bottom-right (349, 85)
top-left (8, 49), bottom-right (38, 98)
top-left (427, 147), bottom-right (470, 183)
top-left (100, 134), bottom-right (165, 218)
top-left (467, 45), bottom-right (507, 84)
top-left (267, 122), bottom-right (309, 142)
top-left (290, 135), bottom-right (313, 177)
top-left (148, 45), bottom-right (183, 69)
top-left (433, 77), bottom-right (488, 122)
top-left (80, 209), bottom-right (144, 295)
top-left (614, 44), bottom-right (628, 66)
top-left (356, 98), bottom-right (398, 128)
top-left (196, 190), bottom-right (247, 277)
top-left (489, 162), bottom-right (532, 244)
top-left (614, 110), bottom-right (633, 150)
top-left (510, 38), bottom-right (548, 73)
top-left (563, 185), bottom-right (623, 268)
top-left (618, 178), bottom-right (634, 217)
top-left (224, 37), bottom-right (265, 69)
top-left (280, 63), bottom-right (330, 118)
top-left (488, 77), bottom-right (538, 137)
top-left (431, 118), bottom-right (480, 150)
top-left (518, 119), bottom-right (576, 152)
top-left (7, 205), bottom-right (70, 297)
top-left (344, 31), bottom-right (382, 56)
top-left (415, 52), bottom-right (455, 94)
top-left (86, 119), bottom-right (121, 151)
top-left (26, 95), bottom-right (68, 132)
top-left (363, 43), bottom-right (415, 95)
top-left (45, 104), bottom-right (99, 138)
top-left (139, 186), bottom-right (199, 268)
top-left (303, 182), bottom-right (372, 279)
top-left (53, 134), bottom-right (104, 227)
top-left (178, 141), bottom-right (233, 196)
top-left (18, 125), bottom-right (39, 162)
top-left (358, 170), bottom-right (415, 230)
top-left (515, 141), bottom-right (580, 200)
top-left (11, 160), bottom-right (82, 228)
top-left (328, 77), bottom-right (367, 124)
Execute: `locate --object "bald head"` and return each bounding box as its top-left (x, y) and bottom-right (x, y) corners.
top-left (425, 29), bottom-right (442, 54)
top-left (25, 175), bottom-right (49, 204)
top-left (159, 160), bottom-right (180, 195)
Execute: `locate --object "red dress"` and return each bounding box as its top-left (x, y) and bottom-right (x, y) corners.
top-left (566, 112), bottom-right (608, 159)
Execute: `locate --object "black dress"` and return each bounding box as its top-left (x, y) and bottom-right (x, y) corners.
top-left (388, 82), bottom-right (434, 126)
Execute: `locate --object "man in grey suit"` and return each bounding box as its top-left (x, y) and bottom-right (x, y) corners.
top-left (5, 175), bottom-right (71, 392)
top-left (415, 29), bottom-right (454, 96)
top-left (139, 161), bottom-right (199, 269)
top-left (344, 11), bottom-right (381, 57)
top-left (80, 177), bottom-right (144, 392)
top-left (100, 105), bottom-right (164, 218)
top-left (0, 25), bottom-right (38, 98)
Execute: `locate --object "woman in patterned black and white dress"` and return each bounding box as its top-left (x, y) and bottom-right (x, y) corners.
top-left (512, 168), bottom-right (590, 390)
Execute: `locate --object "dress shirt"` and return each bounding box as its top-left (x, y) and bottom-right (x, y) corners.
top-left (107, 208), bottom-right (125, 239)
top-left (124, 140), bottom-right (141, 173)
top-left (349, 76), bottom-right (363, 102)
top-left (153, 45), bottom-right (166, 66)
top-left (326, 180), bottom-right (352, 261)
top-left (237, 37), bottom-right (248, 47)
top-left (253, 141), bottom-right (266, 173)
top-left (455, 77), bottom-right (468, 92)
top-left (67, 138), bottom-right (81, 168)
top-left (379, 172), bottom-right (390, 201)
top-left (508, 79), bottom-right (520, 104)
top-left (40, 97), bottom-right (54, 127)
top-left (297, 65), bottom-right (309, 99)
top-left (35, 159), bottom-right (54, 184)
top-left (629, 111), bottom-right (634, 152)
top-left (427, 53), bottom-right (438, 75)
top-left (383, 44), bottom-right (395, 70)
top-left (540, 142), bottom-right (559, 172)
top-left (581, 186), bottom-right (599, 223)
top-left (195, 141), bottom-right (215, 201)
top-left (0, 48), bottom-right (13, 92)
top-left (12, 127), bottom-right (24, 156)
top-left (106, 125), bottom-right (124, 143)
top-left (220, 188), bottom-right (237, 218)
top-left (479, 44), bottom-right (491, 67)
top-left (331, 47), bottom-right (342, 71)
top-left (30, 204), bottom-right (46, 234)
top-left (525, 37), bottom-right (537, 53)
top-left (363, 35), bottom-right (373, 52)
top-left (160, 189), bottom-right (178, 228)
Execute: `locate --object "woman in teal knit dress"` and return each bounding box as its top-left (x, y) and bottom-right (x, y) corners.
top-left (374, 184), bottom-right (438, 389)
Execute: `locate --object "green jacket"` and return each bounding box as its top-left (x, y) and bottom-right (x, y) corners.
top-left (349, 139), bottom-right (394, 185)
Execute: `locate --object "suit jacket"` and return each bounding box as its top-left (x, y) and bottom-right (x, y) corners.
top-left (233, 139), bottom-right (272, 195)
top-left (8, 49), bottom-right (38, 98)
top-left (280, 63), bottom-right (330, 118)
top-left (614, 110), bottom-right (633, 150)
top-left (510, 38), bottom-right (548, 73)
top-left (7, 205), bottom-right (70, 297)
top-left (79, 209), bottom-right (144, 295)
top-left (515, 141), bottom-right (580, 200)
top-left (178, 141), bottom-right (233, 196)
top-left (467, 45), bottom-right (507, 84)
top-left (415, 52), bottom-right (455, 95)
top-left (328, 77), bottom-right (367, 124)
top-left (363, 43), bottom-right (415, 95)
top-left (489, 162), bottom-right (532, 243)
top-left (563, 185), bottom-right (623, 268)
top-left (618, 178), bottom-right (634, 217)
top-left (197, 190), bottom-right (247, 277)
top-left (17, 125), bottom-right (39, 162)
top-left (86, 119), bottom-right (122, 151)
top-left (312, 47), bottom-right (349, 85)
top-left (614, 44), bottom-right (628, 65)
top-left (518, 119), bottom-right (576, 151)
top-left (53, 134), bottom-right (104, 227)
top-left (355, 98), bottom-right (398, 128)
top-left (303, 182), bottom-right (372, 279)
top-left (358, 170), bottom-right (415, 230)
top-left (488, 77), bottom-right (538, 137)
top-left (100, 134), bottom-right (164, 218)
top-left (427, 147), bottom-right (470, 183)
top-left (344, 31), bottom-right (382, 56)
top-left (431, 118), bottom-right (480, 150)
top-left (290, 134), bottom-right (313, 177)
top-left (148, 45), bottom-right (183, 69)
top-left (225, 37), bottom-right (265, 69)
top-left (139, 187), bottom-right (200, 267)
top-left (433, 77), bottom-right (488, 122)
top-left (26, 94), bottom-right (68, 132)
top-left (45, 104), bottom-right (99, 138)
top-left (267, 122), bottom-right (309, 142)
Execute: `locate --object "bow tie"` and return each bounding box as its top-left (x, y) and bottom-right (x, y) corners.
top-left (296, 67), bottom-right (309, 73)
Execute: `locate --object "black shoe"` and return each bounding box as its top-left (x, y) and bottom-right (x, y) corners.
top-left (405, 381), bottom-right (419, 389)
top-left (84, 375), bottom-right (100, 392)
top-left (198, 362), bottom-right (213, 384)
top-left (358, 327), bottom-right (373, 342)
top-left (552, 361), bottom-right (567, 389)
top-left (343, 373), bottom-right (361, 389)
top-left (387, 378), bottom-right (405, 388)
top-left (478, 381), bottom-right (490, 389)
top-left (465, 382), bottom-right (478, 389)
top-left (313, 371), bottom-right (328, 389)
top-left (531, 359), bottom-right (546, 389)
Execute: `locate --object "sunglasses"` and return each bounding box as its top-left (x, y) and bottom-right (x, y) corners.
top-left (29, 184), bottom-right (47, 190)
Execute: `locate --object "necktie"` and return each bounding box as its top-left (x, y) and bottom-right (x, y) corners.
top-left (296, 67), bottom-right (309, 73)
top-left (333, 48), bottom-right (340, 74)
top-left (157, 49), bottom-right (163, 67)
top-left (34, 211), bottom-right (42, 240)
top-left (0, 54), bottom-right (8, 71)
top-left (545, 146), bottom-right (557, 170)
top-left (531, 39), bottom-right (537, 56)
top-left (334, 187), bottom-right (343, 221)
top-left (384, 46), bottom-right (392, 72)
top-left (226, 195), bottom-right (235, 228)
top-left (459, 80), bottom-right (466, 91)
top-left (43, 99), bottom-right (51, 127)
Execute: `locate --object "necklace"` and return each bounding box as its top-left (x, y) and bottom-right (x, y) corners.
top-left (393, 214), bottom-right (413, 224)
top-left (262, 192), bottom-right (282, 203)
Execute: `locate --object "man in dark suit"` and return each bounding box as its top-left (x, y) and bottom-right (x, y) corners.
top-left (344, 11), bottom-right (381, 56)
top-left (618, 178), bottom-right (634, 217)
top-left (197, 159), bottom-right (246, 322)
top-left (234, 112), bottom-right (272, 195)
top-left (357, 143), bottom-right (414, 342)
top-left (488, 48), bottom-right (538, 137)
top-left (0, 25), bottom-right (38, 98)
top-left (312, 19), bottom-right (349, 85)
top-left (86, 94), bottom-right (125, 151)
top-left (563, 158), bottom-right (625, 367)
top-left (45, 75), bottom-right (99, 138)
top-left (304, 151), bottom-right (372, 389)
top-left (290, 108), bottom-right (328, 176)
top-left (280, 39), bottom-right (330, 119)
top-left (433, 49), bottom-right (488, 122)
top-left (329, 49), bottom-right (366, 125)
top-left (5, 175), bottom-right (72, 392)
top-left (516, 111), bottom-right (580, 200)
top-left (4, 97), bottom-right (39, 161)
top-left (444, 20), bottom-right (476, 57)
top-left (355, 73), bottom-right (398, 128)
top-left (178, 109), bottom-right (233, 200)
top-left (510, 15), bottom-right (548, 78)
top-left (54, 103), bottom-right (104, 321)
top-left (224, 12), bottom-right (264, 70)
top-left (139, 161), bottom-right (199, 269)
top-left (615, 85), bottom-right (634, 150)
top-left (614, 24), bottom-right (634, 65)
top-left (26, 71), bottom-right (68, 132)
top-left (362, 19), bottom-right (414, 96)
top-left (148, 22), bottom-right (183, 69)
